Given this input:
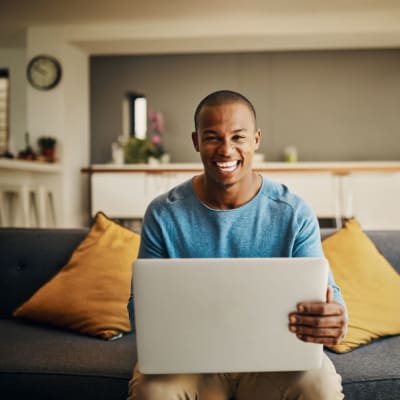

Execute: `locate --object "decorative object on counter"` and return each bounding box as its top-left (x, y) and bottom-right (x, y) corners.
top-left (18, 132), bottom-right (37, 161)
top-left (111, 142), bottom-right (125, 165)
top-left (160, 153), bottom-right (171, 164)
top-left (124, 137), bottom-right (154, 164)
top-left (283, 146), bottom-right (298, 162)
top-left (148, 110), bottom-right (170, 163)
top-left (38, 136), bottom-right (57, 162)
top-left (111, 135), bottom-right (127, 164)
top-left (0, 151), bottom-right (14, 159)
top-left (26, 55), bottom-right (62, 91)
top-left (122, 92), bottom-right (147, 139)
top-left (122, 110), bottom-right (169, 164)
top-left (148, 111), bottom-right (165, 160)
top-left (253, 152), bottom-right (265, 164)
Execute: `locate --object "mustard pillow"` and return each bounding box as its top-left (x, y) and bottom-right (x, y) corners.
top-left (323, 219), bottom-right (400, 353)
top-left (13, 212), bottom-right (140, 340)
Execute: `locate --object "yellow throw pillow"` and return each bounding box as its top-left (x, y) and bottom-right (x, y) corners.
top-left (323, 219), bottom-right (400, 353)
top-left (13, 212), bottom-right (140, 340)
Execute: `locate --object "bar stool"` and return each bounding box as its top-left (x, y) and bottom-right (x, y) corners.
top-left (0, 184), bottom-right (57, 228)
top-left (36, 184), bottom-right (57, 228)
top-left (0, 184), bottom-right (39, 227)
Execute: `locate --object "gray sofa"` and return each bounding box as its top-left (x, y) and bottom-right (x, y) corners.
top-left (0, 227), bottom-right (399, 399)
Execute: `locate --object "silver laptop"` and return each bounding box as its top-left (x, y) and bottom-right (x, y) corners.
top-left (133, 257), bottom-right (328, 374)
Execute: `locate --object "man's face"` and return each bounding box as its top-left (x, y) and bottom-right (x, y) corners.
top-left (192, 101), bottom-right (261, 188)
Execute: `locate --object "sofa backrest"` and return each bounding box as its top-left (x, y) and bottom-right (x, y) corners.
top-left (0, 228), bottom-right (88, 318)
top-left (1, 228), bottom-right (399, 318)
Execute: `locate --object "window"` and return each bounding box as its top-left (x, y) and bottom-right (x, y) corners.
top-left (0, 69), bottom-right (10, 156)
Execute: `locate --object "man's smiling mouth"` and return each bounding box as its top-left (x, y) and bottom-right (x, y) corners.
top-left (215, 160), bottom-right (240, 172)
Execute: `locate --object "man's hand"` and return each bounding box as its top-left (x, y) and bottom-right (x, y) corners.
top-left (288, 286), bottom-right (347, 346)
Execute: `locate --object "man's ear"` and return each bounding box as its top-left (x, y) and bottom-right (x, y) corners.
top-left (255, 129), bottom-right (261, 151)
top-left (192, 132), bottom-right (200, 152)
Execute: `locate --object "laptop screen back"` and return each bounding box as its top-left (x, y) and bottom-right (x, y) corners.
top-left (134, 257), bottom-right (328, 374)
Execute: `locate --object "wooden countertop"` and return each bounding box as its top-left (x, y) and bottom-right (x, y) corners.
top-left (81, 161), bottom-right (400, 175)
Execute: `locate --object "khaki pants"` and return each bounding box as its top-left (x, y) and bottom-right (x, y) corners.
top-left (127, 353), bottom-right (344, 400)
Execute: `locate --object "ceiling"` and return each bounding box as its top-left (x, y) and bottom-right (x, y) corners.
top-left (1, 0), bottom-right (400, 48)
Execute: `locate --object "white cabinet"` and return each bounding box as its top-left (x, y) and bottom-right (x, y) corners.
top-left (145, 172), bottom-right (194, 204)
top-left (87, 163), bottom-right (400, 229)
top-left (265, 172), bottom-right (400, 229)
top-left (347, 172), bottom-right (400, 230)
top-left (265, 173), bottom-right (340, 219)
top-left (91, 172), bottom-right (194, 218)
top-left (92, 173), bottom-right (147, 218)
top-left (92, 171), bottom-right (343, 223)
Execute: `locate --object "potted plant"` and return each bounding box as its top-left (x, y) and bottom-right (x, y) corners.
top-left (124, 137), bottom-right (154, 164)
top-left (17, 132), bottom-right (37, 161)
top-left (38, 136), bottom-right (57, 162)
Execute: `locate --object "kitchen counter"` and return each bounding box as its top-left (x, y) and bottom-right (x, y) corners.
top-left (81, 161), bottom-right (400, 174)
top-left (0, 158), bottom-right (61, 173)
top-left (81, 161), bottom-right (400, 229)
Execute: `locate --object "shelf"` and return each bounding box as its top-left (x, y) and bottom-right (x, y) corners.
top-left (0, 158), bottom-right (61, 173)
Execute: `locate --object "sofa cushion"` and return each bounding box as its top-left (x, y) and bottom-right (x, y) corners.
top-left (326, 335), bottom-right (400, 400)
top-left (13, 212), bottom-right (140, 340)
top-left (322, 219), bottom-right (400, 353)
top-left (0, 228), bottom-right (88, 318)
top-left (0, 318), bottom-right (136, 400)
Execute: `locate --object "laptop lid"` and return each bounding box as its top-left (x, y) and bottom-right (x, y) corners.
top-left (134, 257), bottom-right (328, 374)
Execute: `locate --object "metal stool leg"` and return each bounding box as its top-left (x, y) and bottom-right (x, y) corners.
top-left (36, 185), bottom-right (47, 228)
top-left (19, 186), bottom-right (31, 227)
top-left (48, 191), bottom-right (57, 227)
top-left (30, 190), bottom-right (39, 227)
top-left (36, 185), bottom-right (57, 227)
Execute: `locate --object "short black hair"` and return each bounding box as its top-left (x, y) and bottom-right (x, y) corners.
top-left (194, 90), bottom-right (257, 131)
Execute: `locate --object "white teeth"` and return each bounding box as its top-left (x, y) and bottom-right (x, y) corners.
top-left (216, 161), bottom-right (238, 172)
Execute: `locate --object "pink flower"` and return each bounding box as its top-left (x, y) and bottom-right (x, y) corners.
top-left (149, 111), bottom-right (164, 133)
top-left (151, 133), bottom-right (162, 146)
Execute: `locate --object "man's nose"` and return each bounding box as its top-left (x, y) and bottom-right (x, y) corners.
top-left (217, 140), bottom-right (233, 156)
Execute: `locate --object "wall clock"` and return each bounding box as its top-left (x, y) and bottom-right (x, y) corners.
top-left (27, 55), bottom-right (62, 91)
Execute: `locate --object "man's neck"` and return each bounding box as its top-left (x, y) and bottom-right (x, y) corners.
top-left (193, 173), bottom-right (262, 210)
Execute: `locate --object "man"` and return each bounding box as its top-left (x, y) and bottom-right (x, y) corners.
top-left (128, 90), bottom-right (347, 400)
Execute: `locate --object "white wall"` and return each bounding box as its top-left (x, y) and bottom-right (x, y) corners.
top-left (26, 26), bottom-right (90, 227)
top-left (0, 47), bottom-right (26, 153)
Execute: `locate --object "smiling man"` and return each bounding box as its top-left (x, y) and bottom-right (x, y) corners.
top-left (128, 90), bottom-right (347, 400)
top-left (191, 91), bottom-right (261, 209)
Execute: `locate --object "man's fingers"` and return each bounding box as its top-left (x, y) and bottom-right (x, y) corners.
top-left (289, 324), bottom-right (346, 339)
top-left (296, 301), bottom-right (344, 316)
top-left (326, 285), bottom-right (334, 303)
top-left (296, 334), bottom-right (345, 346)
top-left (289, 314), bottom-right (345, 328)
top-left (289, 289), bottom-right (348, 345)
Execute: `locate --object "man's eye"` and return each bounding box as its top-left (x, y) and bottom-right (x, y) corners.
top-left (204, 136), bottom-right (219, 142)
top-left (232, 135), bottom-right (245, 141)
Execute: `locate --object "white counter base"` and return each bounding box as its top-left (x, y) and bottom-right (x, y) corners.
top-left (83, 162), bottom-right (400, 230)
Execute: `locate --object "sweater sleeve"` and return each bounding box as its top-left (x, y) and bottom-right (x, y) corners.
top-left (292, 204), bottom-right (347, 311)
top-left (138, 200), bottom-right (168, 259)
